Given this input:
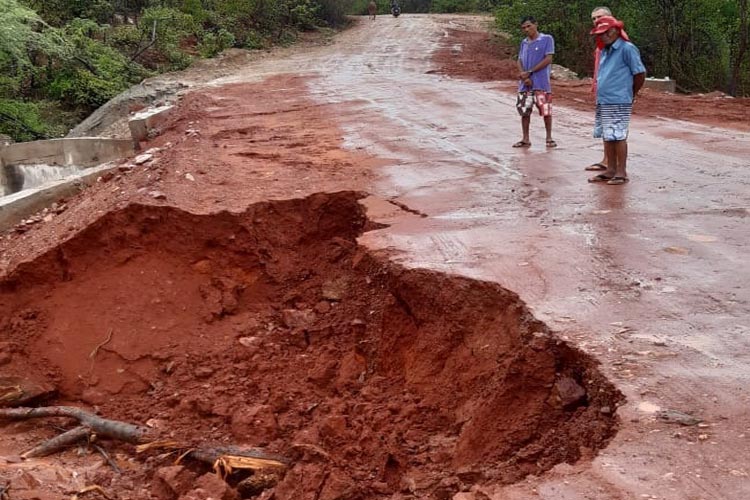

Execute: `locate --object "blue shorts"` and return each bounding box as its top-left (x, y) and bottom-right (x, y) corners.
top-left (593, 103), bottom-right (632, 141)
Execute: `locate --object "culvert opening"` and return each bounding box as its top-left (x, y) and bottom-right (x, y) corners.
top-left (0, 191), bottom-right (622, 499)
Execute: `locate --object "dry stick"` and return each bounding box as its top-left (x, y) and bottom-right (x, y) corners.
top-left (70, 485), bottom-right (113, 500)
top-left (0, 406), bottom-right (152, 443)
top-left (89, 328), bottom-right (114, 359)
top-left (92, 443), bottom-right (122, 474)
top-left (139, 442), bottom-right (288, 471)
top-left (22, 426), bottom-right (90, 458)
top-left (188, 445), bottom-right (289, 466)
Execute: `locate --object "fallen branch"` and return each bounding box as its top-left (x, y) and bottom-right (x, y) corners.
top-left (138, 441), bottom-right (288, 475)
top-left (22, 426), bottom-right (90, 458)
top-left (0, 406), bottom-right (152, 443)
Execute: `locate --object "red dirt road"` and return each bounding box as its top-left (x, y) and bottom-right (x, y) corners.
top-left (2, 14), bottom-right (750, 500)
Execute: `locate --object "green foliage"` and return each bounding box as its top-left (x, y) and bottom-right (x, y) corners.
top-left (139, 7), bottom-right (197, 69)
top-left (198, 29), bottom-right (236, 57)
top-left (316, 0), bottom-right (355, 25)
top-left (0, 99), bottom-right (58, 141)
top-left (493, 0), bottom-right (749, 95)
top-left (431, 0), bottom-right (479, 13)
top-left (20, 0), bottom-right (114, 25)
top-left (42, 18), bottom-right (149, 108)
top-left (290, 0), bottom-right (322, 30)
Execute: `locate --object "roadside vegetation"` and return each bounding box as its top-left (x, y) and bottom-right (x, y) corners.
top-left (495, 0), bottom-right (749, 96)
top-left (0, 0), bottom-right (349, 142)
top-left (1, 0), bottom-right (748, 143)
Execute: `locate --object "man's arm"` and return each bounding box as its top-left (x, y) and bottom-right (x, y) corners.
top-left (633, 72), bottom-right (646, 97)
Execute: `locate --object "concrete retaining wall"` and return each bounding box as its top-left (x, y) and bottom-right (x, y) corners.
top-left (1, 137), bottom-right (134, 230)
top-left (0, 137), bottom-right (133, 168)
top-left (0, 163), bottom-right (118, 232)
top-left (644, 77), bottom-right (677, 93)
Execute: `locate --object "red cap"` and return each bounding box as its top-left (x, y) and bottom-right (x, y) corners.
top-left (591, 16), bottom-right (623, 35)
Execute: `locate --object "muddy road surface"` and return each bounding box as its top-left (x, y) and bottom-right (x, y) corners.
top-left (2, 14), bottom-right (750, 500)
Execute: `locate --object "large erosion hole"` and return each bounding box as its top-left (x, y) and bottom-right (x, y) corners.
top-left (0, 192), bottom-right (622, 499)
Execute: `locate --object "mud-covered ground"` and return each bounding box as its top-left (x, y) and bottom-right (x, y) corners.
top-left (2, 14), bottom-right (750, 500)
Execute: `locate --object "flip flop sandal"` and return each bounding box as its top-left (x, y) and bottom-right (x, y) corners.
top-left (546, 139), bottom-right (557, 148)
top-left (512, 141), bottom-right (531, 148)
top-left (588, 174), bottom-right (613, 183)
top-left (607, 176), bottom-right (629, 185)
top-left (585, 163), bottom-right (607, 171)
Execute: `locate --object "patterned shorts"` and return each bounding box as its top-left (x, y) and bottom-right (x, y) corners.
top-left (593, 103), bottom-right (633, 141)
top-left (516, 91), bottom-right (552, 117)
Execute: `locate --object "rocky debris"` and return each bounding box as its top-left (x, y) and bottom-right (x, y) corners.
top-left (186, 473), bottom-right (240, 500)
top-left (657, 409), bottom-right (703, 426)
top-left (237, 470), bottom-right (283, 497)
top-left (134, 153), bottom-right (153, 165)
top-left (149, 190), bottom-right (167, 200)
top-left (230, 404), bottom-right (279, 442)
top-left (554, 376), bottom-right (587, 409)
top-left (280, 308), bottom-right (316, 330)
top-left (321, 277), bottom-right (348, 301)
top-left (152, 465), bottom-right (198, 500)
top-left (12, 202), bottom-right (67, 232)
top-left (551, 64), bottom-right (578, 81)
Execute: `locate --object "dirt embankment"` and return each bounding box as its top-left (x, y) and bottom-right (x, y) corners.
top-left (1, 191), bottom-right (620, 499)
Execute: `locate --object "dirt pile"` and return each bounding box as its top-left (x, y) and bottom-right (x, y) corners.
top-left (1, 192), bottom-right (620, 499)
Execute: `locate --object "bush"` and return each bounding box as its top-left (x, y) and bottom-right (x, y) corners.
top-left (0, 99), bottom-right (53, 141)
top-left (198, 29), bottom-right (236, 58)
top-left (431, 0), bottom-right (478, 13)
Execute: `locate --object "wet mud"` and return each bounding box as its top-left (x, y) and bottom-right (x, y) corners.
top-left (1, 192), bottom-right (620, 499)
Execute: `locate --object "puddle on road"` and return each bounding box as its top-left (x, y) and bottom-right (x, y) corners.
top-left (0, 191), bottom-right (621, 499)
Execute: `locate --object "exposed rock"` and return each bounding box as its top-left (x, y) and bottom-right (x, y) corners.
top-left (152, 465), bottom-right (198, 500)
top-left (230, 404), bottom-right (278, 442)
top-left (281, 308), bottom-right (316, 330)
top-left (551, 64), bottom-right (578, 80)
top-left (554, 376), bottom-right (587, 408)
top-left (657, 409), bottom-right (702, 426)
top-left (192, 473), bottom-right (240, 500)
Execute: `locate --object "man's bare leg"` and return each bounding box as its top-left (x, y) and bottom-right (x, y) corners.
top-left (603, 140), bottom-right (618, 177)
top-left (520, 115), bottom-right (531, 144)
top-left (543, 115), bottom-right (553, 143)
top-left (613, 140), bottom-right (628, 179)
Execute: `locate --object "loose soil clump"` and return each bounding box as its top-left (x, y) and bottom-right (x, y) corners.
top-left (1, 192), bottom-right (620, 499)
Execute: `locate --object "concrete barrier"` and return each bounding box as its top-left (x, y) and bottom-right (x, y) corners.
top-left (0, 137), bottom-right (133, 168)
top-left (0, 163), bottom-right (121, 232)
top-left (0, 137), bottom-right (133, 196)
top-left (1, 137), bottom-right (134, 230)
top-left (644, 77), bottom-right (677, 93)
top-left (128, 105), bottom-right (174, 149)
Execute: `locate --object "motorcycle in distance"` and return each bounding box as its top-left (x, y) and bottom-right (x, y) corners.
top-left (390, 1), bottom-right (401, 16)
